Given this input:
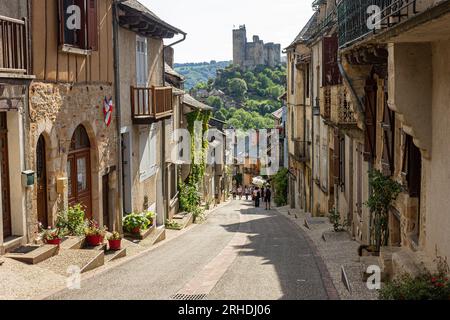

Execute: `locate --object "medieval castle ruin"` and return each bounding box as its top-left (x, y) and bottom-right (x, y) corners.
top-left (233, 25), bottom-right (281, 70)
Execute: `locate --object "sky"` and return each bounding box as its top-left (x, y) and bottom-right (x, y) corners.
top-left (140, 0), bottom-right (314, 63)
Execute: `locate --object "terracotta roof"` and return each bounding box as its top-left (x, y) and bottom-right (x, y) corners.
top-left (165, 63), bottom-right (184, 80)
top-left (183, 94), bottom-right (213, 111)
top-left (271, 107), bottom-right (284, 120)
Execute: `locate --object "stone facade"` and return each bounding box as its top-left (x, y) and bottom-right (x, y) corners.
top-left (233, 25), bottom-right (281, 70)
top-left (27, 82), bottom-right (119, 238)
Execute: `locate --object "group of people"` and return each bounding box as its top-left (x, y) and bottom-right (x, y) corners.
top-left (232, 184), bottom-right (272, 210)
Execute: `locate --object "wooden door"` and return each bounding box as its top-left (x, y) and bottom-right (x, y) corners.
top-left (0, 113), bottom-right (11, 239)
top-left (68, 126), bottom-right (92, 219)
top-left (102, 174), bottom-right (110, 229)
top-left (36, 135), bottom-right (48, 227)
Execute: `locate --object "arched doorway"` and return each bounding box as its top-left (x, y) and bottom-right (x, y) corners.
top-left (36, 135), bottom-right (48, 227)
top-left (67, 125), bottom-right (92, 219)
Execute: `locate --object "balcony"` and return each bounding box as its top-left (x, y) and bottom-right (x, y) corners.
top-left (338, 0), bottom-right (418, 48)
top-left (0, 15), bottom-right (29, 76)
top-left (291, 140), bottom-right (311, 163)
top-left (131, 86), bottom-right (173, 124)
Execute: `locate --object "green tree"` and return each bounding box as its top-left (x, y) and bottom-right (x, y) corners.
top-left (227, 78), bottom-right (248, 101)
top-left (206, 96), bottom-right (224, 109)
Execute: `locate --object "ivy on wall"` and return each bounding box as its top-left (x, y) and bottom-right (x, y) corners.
top-left (179, 110), bottom-right (212, 220)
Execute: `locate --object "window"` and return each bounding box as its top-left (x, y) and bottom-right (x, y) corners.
top-left (322, 34), bottom-right (341, 86)
top-left (306, 63), bottom-right (310, 99)
top-left (58, 0), bottom-right (98, 50)
top-left (290, 59), bottom-right (295, 95)
top-left (139, 124), bottom-right (157, 181)
top-left (136, 36), bottom-right (148, 86)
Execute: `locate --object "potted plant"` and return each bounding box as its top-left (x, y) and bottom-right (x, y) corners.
top-left (123, 213), bottom-right (149, 234)
top-left (84, 219), bottom-right (107, 246)
top-left (107, 231), bottom-right (122, 251)
top-left (143, 211), bottom-right (156, 228)
top-left (39, 223), bottom-right (63, 245)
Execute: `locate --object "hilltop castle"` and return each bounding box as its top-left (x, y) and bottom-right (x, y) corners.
top-left (233, 25), bottom-right (281, 70)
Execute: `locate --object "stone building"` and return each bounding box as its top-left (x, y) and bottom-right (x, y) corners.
top-left (233, 25), bottom-right (281, 70)
top-left (0, 0), bottom-right (35, 253)
top-left (25, 0), bottom-right (119, 239)
top-left (116, 0), bottom-right (186, 225)
top-left (287, 0), bottom-right (450, 278)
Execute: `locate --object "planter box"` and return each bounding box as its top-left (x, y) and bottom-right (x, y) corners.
top-left (124, 224), bottom-right (155, 240)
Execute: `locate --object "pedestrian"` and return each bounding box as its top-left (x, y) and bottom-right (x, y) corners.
top-left (255, 187), bottom-right (261, 208)
top-left (237, 185), bottom-right (243, 200)
top-left (265, 186), bottom-right (272, 210)
top-left (244, 186), bottom-right (249, 200)
top-left (232, 186), bottom-right (237, 200)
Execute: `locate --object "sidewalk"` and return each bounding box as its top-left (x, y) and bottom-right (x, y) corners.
top-left (275, 206), bottom-right (378, 300)
top-left (0, 199), bottom-right (232, 300)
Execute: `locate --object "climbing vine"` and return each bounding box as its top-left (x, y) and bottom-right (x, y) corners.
top-left (179, 110), bottom-right (212, 221)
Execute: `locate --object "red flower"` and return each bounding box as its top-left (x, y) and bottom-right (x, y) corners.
top-left (431, 277), bottom-right (437, 283)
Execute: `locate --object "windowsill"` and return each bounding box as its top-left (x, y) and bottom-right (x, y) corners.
top-left (60, 45), bottom-right (93, 56)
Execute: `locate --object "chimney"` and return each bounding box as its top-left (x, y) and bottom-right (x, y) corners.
top-left (164, 46), bottom-right (174, 67)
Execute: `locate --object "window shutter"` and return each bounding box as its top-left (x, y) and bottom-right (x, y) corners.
top-left (139, 129), bottom-right (150, 178)
top-left (333, 128), bottom-right (340, 186)
top-left (364, 77), bottom-right (377, 162)
top-left (322, 35), bottom-right (341, 86)
top-left (149, 125), bottom-right (157, 169)
top-left (87, 0), bottom-right (98, 50)
top-left (381, 91), bottom-right (395, 176)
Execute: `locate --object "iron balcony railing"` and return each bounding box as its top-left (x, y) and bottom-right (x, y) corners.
top-left (0, 15), bottom-right (28, 74)
top-left (291, 140), bottom-right (311, 162)
top-left (338, 0), bottom-right (418, 48)
top-left (131, 86), bottom-right (173, 124)
top-left (311, 7), bottom-right (337, 39)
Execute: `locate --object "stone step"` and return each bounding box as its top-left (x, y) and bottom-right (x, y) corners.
top-left (5, 244), bottom-right (59, 265)
top-left (167, 213), bottom-right (193, 230)
top-left (104, 247), bottom-right (127, 263)
top-left (151, 226), bottom-right (166, 245)
top-left (38, 249), bottom-right (104, 275)
top-left (60, 236), bottom-right (85, 250)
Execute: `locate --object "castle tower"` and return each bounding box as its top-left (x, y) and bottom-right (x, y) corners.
top-left (233, 25), bottom-right (247, 67)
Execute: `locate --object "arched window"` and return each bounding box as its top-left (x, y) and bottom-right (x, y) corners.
top-left (70, 125), bottom-right (90, 151)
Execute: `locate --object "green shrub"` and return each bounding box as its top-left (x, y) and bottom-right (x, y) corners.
top-left (379, 273), bottom-right (450, 300)
top-left (56, 204), bottom-right (85, 236)
top-left (273, 168), bottom-right (288, 207)
top-left (123, 213), bottom-right (150, 233)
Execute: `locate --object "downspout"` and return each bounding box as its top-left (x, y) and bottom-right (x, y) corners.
top-left (161, 33), bottom-right (187, 221)
top-left (112, 0), bottom-right (123, 232)
top-left (310, 60), bottom-right (314, 215)
top-left (302, 62), bottom-right (307, 211)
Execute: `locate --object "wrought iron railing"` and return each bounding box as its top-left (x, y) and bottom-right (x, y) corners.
top-left (338, 0), bottom-right (418, 48)
top-left (0, 15), bottom-right (28, 74)
top-left (311, 7), bottom-right (337, 39)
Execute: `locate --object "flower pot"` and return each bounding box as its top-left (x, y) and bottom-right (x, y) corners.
top-left (132, 227), bottom-right (141, 234)
top-left (108, 239), bottom-right (122, 251)
top-left (46, 238), bottom-right (61, 246)
top-left (86, 235), bottom-right (104, 246)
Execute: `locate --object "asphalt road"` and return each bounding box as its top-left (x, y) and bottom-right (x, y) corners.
top-left (49, 200), bottom-right (330, 300)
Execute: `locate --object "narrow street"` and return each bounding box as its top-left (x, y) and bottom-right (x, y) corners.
top-left (49, 200), bottom-right (332, 300)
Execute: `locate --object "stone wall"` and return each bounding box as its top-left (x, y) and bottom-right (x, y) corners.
top-left (27, 82), bottom-right (118, 238)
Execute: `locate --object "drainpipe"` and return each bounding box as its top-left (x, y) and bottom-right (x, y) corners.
top-left (310, 60), bottom-right (315, 215)
top-left (161, 33), bottom-right (187, 222)
top-left (112, 1), bottom-right (123, 232)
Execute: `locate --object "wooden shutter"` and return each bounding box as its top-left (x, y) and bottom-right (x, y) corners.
top-left (364, 77), bottom-right (377, 162)
top-left (87, 0), bottom-right (98, 50)
top-left (381, 91), bottom-right (395, 176)
top-left (333, 128), bottom-right (340, 186)
top-left (322, 35), bottom-right (341, 86)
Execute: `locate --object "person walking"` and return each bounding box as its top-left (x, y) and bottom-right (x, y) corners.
top-left (264, 186), bottom-right (272, 210)
top-left (232, 186), bottom-right (237, 200)
top-left (244, 186), bottom-right (249, 200)
top-left (237, 185), bottom-right (243, 200)
top-left (255, 187), bottom-right (261, 208)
